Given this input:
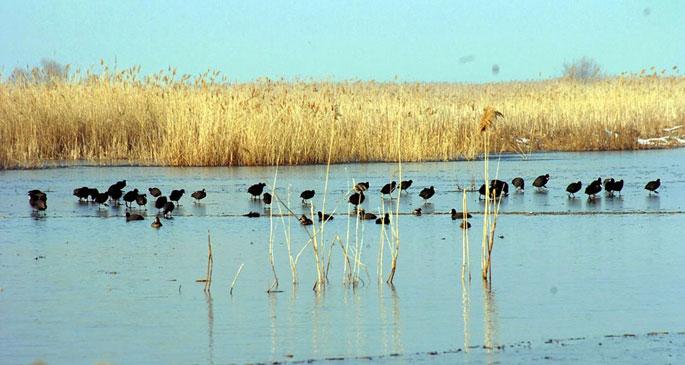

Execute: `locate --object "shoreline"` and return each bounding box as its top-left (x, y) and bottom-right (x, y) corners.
top-left (2, 145), bottom-right (683, 171)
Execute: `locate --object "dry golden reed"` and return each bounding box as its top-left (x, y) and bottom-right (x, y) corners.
top-left (1, 67), bottom-right (684, 169)
top-left (479, 106), bottom-right (504, 133)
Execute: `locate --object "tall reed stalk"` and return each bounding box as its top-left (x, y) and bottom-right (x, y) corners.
top-left (461, 189), bottom-right (470, 282)
top-left (267, 162), bottom-right (280, 293)
top-left (386, 107), bottom-right (403, 286)
top-left (479, 108), bottom-right (504, 283)
top-left (310, 115), bottom-right (337, 291)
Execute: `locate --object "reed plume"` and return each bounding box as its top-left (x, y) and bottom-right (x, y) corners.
top-left (479, 107), bottom-right (504, 133)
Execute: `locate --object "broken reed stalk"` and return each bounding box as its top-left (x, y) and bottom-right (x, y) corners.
top-left (267, 160), bottom-right (280, 293)
top-left (229, 263), bottom-right (245, 295)
top-left (204, 230), bottom-right (214, 293)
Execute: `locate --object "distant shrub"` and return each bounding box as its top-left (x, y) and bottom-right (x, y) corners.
top-left (562, 57), bottom-right (603, 82)
top-left (8, 58), bottom-right (69, 85)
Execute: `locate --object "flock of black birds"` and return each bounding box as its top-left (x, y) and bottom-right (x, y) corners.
top-left (26, 175), bottom-right (662, 230)
top-left (238, 175), bottom-right (662, 229)
top-left (487, 174), bottom-right (661, 200)
top-left (27, 180), bottom-right (208, 228)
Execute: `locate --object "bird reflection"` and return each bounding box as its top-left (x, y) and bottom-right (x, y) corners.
top-left (205, 293), bottom-right (214, 365)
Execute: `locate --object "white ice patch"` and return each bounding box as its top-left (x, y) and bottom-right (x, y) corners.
top-left (663, 125), bottom-right (683, 133)
top-left (515, 137), bottom-right (529, 144)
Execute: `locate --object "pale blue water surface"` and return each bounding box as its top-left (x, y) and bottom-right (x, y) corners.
top-left (1, 149), bottom-right (684, 364)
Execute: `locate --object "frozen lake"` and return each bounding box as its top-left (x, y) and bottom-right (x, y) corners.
top-left (1, 149), bottom-right (684, 364)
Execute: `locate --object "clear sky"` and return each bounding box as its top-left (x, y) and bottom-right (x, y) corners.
top-left (1, 1), bottom-right (683, 82)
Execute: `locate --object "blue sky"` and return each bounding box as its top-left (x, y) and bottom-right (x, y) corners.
top-left (1, 1), bottom-right (683, 82)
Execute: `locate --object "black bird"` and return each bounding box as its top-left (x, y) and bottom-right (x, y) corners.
top-left (169, 189), bottom-right (185, 206)
top-left (151, 217), bottom-right (163, 228)
top-left (88, 188), bottom-right (100, 202)
top-left (248, 183), bottom-right (266, 199)
top-left (107, 183), bottom-right (119, 195)
top-left (584, 179), bottom-right (602, 199)
top-left (155, 196), bottom-right (168, 211)
top-left (244, 211), bottom-right (260, 218)
top-left (400, 180), bottom-right (413, 193)
top-left (148, 187), bottom-right (162, 198)
top-left (125, 212), bottom-right (144, 222)
top-left (375, 213), bottom-right (390, 225)
top-left (123, 189), bottom-right (139, 208)
top-left (107, 183), bottom-right (121, 198)
top-left (317, 211), bottom-right (334, 222)
top-left (28, 190), bottom-right (47, 211)
top-left (419, 186), bottom-right (435, 204)
top-left (589, 177), bottom-right (602, 188)
top-left (566, 181), bottom-right (582, 198)
top-left (300, 190), bottom-right (315, 204)
top-left (262, 192), bottom-right (272, 206)
top-left (613, 179), bottom-right (624, 196)
top-left (413, 208), bottom-right (422, 216)
top-left (29, 197), bottom-right (47, 211)
top-left (95, 192), bottom-right (109, 208)
top-left (604, 178), bottom-right (616, 196)
top-left (113, 180), bottom-right (127, 190)
top-left (478, 182), bottom-right (507, 200)
top-left (380, 181), bottom-right (397, 198)
top-left (451, 209), bottom-right (472, 220)
top-left (490, 179), bottom-right (509, 197)
top-left (109, 188), bottom-right (123, 206)
top-left (349, 192), bottom-right (365, 206)
top-left (645, 179), bottom-right (660, 194)
top-left (532, 174), bottom-right (550, 191)
top-left (357, 209), bottom-right (377, 220)
top-left (28, 189), bottom-right (45, 198)
top-left (299, 214), bottom-right (313, 225)
top-left (354, 182), bottom-right (370, 192)
top-left (460, 221), bottom-right (472, 229)
top-left (73, 187), bottom-right (90, 201)
top-left (136, 194), bottom-right (148, 209)
top-left (191, 189), bottom-right (207, 203)
top-left (162, 202), bottom-right (175, 218)
top-left (511, 177), bottom-right (525, 192)
top-left (478, 184), bottom-right (488, 200)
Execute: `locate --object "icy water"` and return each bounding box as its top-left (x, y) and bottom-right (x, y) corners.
top-left (1, 149), bottom-right (684, 364)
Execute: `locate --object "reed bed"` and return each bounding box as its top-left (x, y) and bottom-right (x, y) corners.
top-left (2, 66), bottom-right (684, 169)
